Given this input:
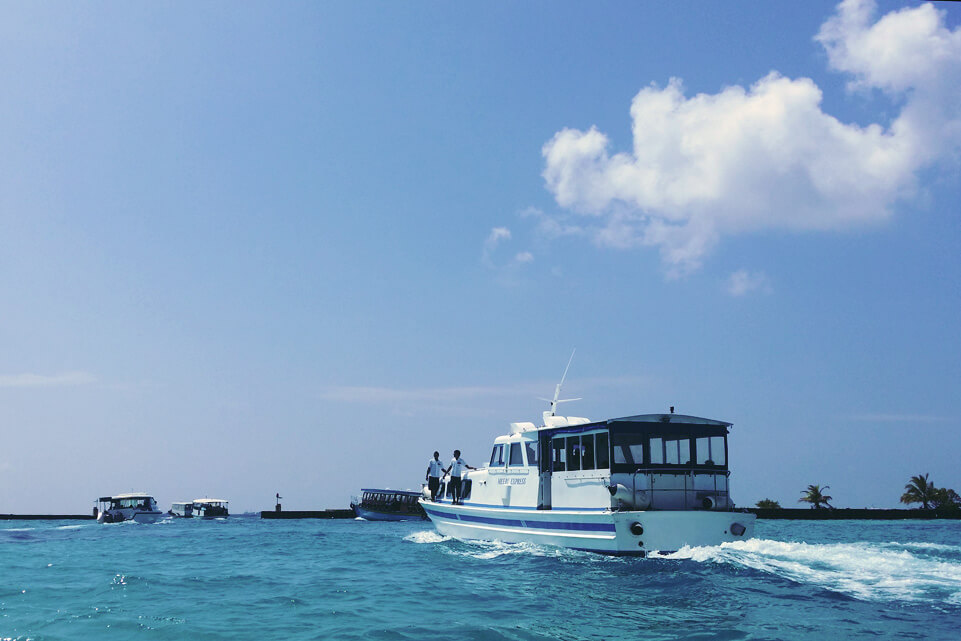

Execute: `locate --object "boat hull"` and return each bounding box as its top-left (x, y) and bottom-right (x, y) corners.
top-left (351, 504), bottom-right (427, 521)
top-left (97, 509), bottom-right (164, 524)
top-left (420, 500), bottom-right (755, 555)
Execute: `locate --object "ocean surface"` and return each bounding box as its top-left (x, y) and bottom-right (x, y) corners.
top-left (2, 517), bottom-right (960, 640)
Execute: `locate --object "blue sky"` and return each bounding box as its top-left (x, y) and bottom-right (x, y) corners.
top-left (1, 1), bottom-right (959, 513)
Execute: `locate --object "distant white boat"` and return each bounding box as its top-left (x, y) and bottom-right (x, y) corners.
top-left (192, 498), bottom-right (229, 518)
top-left (169, 498), bottom-right (229, 518)
top-left (95, 493), bottom-right (163, 523)
top-left (350, 489), bottom-right (427, 521)
top-left (169, 501), bottom-right (195, 518)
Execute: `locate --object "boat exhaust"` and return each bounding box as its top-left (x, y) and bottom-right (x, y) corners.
top-left (608, 484), bottom-right (632, 503)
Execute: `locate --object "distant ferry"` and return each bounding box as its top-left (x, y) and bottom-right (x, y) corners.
top-left (351, 489), bottom-right (427, 521)
top-left (420, 403), bottom-right (755, 556)
top-left (95, 493), bottom-right (163, 523)
top-left (169, 498), bottom-right (229, 518)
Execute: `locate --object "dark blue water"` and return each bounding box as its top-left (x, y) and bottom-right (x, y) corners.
top-left (2, 517), bottom-right (960, 640)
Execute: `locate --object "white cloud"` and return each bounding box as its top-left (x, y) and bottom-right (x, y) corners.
top-left (0, 371), bottom-right (97, 388)
top-left (514, 251), bottom-right (534, 264)
top-left (726, 270), bottom-right (772, 297)
top-left (482, 226), bottom-right (511, 267)
top-left (520, 206), bottom-right (585, 240)
top-left (540, 0), bottom-right (961, 275)
top-left (482, 225), bottom-right (536, 272)
top-left (485, 227), bottom-right (511, 250)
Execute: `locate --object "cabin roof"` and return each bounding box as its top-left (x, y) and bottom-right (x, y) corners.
top-left (361, 488), bottom-right (422, 497)
top-left (193, 498), bottom-right (228, 504)
top-left (102, 492), bottom-right (153, 500)
top-left (608, 413), bottom-right (731, 427)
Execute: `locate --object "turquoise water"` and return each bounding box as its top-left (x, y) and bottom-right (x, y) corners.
top-left (2, 517), bottom-right (960, 640)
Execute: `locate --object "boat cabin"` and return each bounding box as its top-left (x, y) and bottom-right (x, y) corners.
top-left (481, 413), bottom-right (733, 512)
top-left (193, 499), bottom-right (229, 517)
top-left (170, 501), bottom-right (194, 517)
top-left (98, 493), bottom-right (158, 512)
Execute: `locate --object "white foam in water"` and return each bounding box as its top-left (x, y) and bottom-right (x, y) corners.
top-left (404, 530), bottom-right (451, 544)
top-left (55, 524), bottom-right (85, 530)
top-left (665, 538), bottom-right (961, 604)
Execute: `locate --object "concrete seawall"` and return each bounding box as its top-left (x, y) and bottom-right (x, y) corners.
top-left (0, 514), bottom-right (95, 520)
top-left (745, 508), bottom-right (961, 520)
top-left (260, 509), bottom-right (355, 519)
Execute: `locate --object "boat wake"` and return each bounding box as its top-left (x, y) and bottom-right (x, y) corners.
top-left (664, 538), bottom-right (961, 604)
top-left (403, 530), bottom-right (450, 545)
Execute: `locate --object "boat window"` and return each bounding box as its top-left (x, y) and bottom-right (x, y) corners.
top-left (525, 441), bottom-right (537, 466)
top-left (581, 433), bottom-right (595, 470)
top-left (664, 438), bottom-right (691, 465)
top-left (490, 444), bottom-right (504, 467)
top-left (509, 442), bottom-right (524, 466)
top-left (711, 436), bottom-right (726, 466)
top-left (696, 437), bottom-right (709, 464)
top-left (650, 437), bottom-right (664, 464)
top-left (596, 432), bottom-right (609, 469)
top-left (613, 431), bottom-right (646, 466)
top-left (566, 436), bottom-right (581, 471)
top-left (552, 437), bottom-right (566, 472)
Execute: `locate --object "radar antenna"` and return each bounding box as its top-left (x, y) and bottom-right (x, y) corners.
top-left (538, 349), bottom-right (581, 417)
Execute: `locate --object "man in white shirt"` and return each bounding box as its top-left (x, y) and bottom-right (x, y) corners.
top-left (425, 451), bottom-right (445, 501)
top-left (444, 449), bottom-right (477, 505)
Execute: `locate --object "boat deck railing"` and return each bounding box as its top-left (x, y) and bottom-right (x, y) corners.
top-left (630, 467), bottom-right (731, 510)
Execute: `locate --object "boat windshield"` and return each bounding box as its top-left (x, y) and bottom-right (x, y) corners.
top-left (111, 497), bottom-right (154, 509)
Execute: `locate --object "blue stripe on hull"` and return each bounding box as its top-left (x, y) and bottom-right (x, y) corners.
top-left (422, 506), bottom-right (616, 533)
top-left (430, 500), bottom-right (608, 512)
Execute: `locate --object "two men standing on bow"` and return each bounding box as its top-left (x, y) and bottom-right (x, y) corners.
top-left (425, 449), bottom-right (476, 504)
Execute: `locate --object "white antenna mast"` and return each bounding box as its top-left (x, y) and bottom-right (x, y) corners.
top-left (539, 348), bottom-right (581, 417)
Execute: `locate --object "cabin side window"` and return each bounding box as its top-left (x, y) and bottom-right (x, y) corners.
top-left (581, 433), bottom-right (595, 470)
top-left (696, 435), bottom-right (727, 466)
top-left (566, 436), bottom-right (581, 471)
top-left (596, 432), bottom-right (609, 469)
top-left (490, 444), bottom-right (505, 467)
top-left (525, 440), bottom-right (537, 466)
top-left (613, 431), bottom-right (646, 466)
top-left (650, 437), bottom-right (663, 464)
top-left (664, 438), bottom-right (691, 465)
top-left (509, 442), bottom-right (524, 466)
top-left (551, 437), bottom-right (566, 472)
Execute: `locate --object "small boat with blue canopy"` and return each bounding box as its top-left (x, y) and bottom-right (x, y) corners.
top-left (351, 489), bottom-right (427, 521)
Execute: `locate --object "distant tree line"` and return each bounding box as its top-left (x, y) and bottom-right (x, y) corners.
top-left (752, 474), bottom-right (960, 511)
top-left (900, 473), bottom-right (960, 511)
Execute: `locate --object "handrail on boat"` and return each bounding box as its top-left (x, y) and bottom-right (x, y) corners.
top-left (627, 468), bottom-right (731, 511)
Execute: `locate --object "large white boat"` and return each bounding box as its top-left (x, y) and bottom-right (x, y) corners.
top-left (95, 493), bottom-right (164, 523)
top-left (421, 396), bottom-right (755, 556)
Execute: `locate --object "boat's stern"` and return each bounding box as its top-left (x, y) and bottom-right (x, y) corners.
top-left (611, 509), bottom-right (755, 555)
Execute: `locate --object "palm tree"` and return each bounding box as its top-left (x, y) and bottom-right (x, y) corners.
top-left (901, 473), bottom-right (939, 510)
top-left (799, 484), bottom-right (833, 509)
top-left (756, 498), bottom-right (781, 509)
